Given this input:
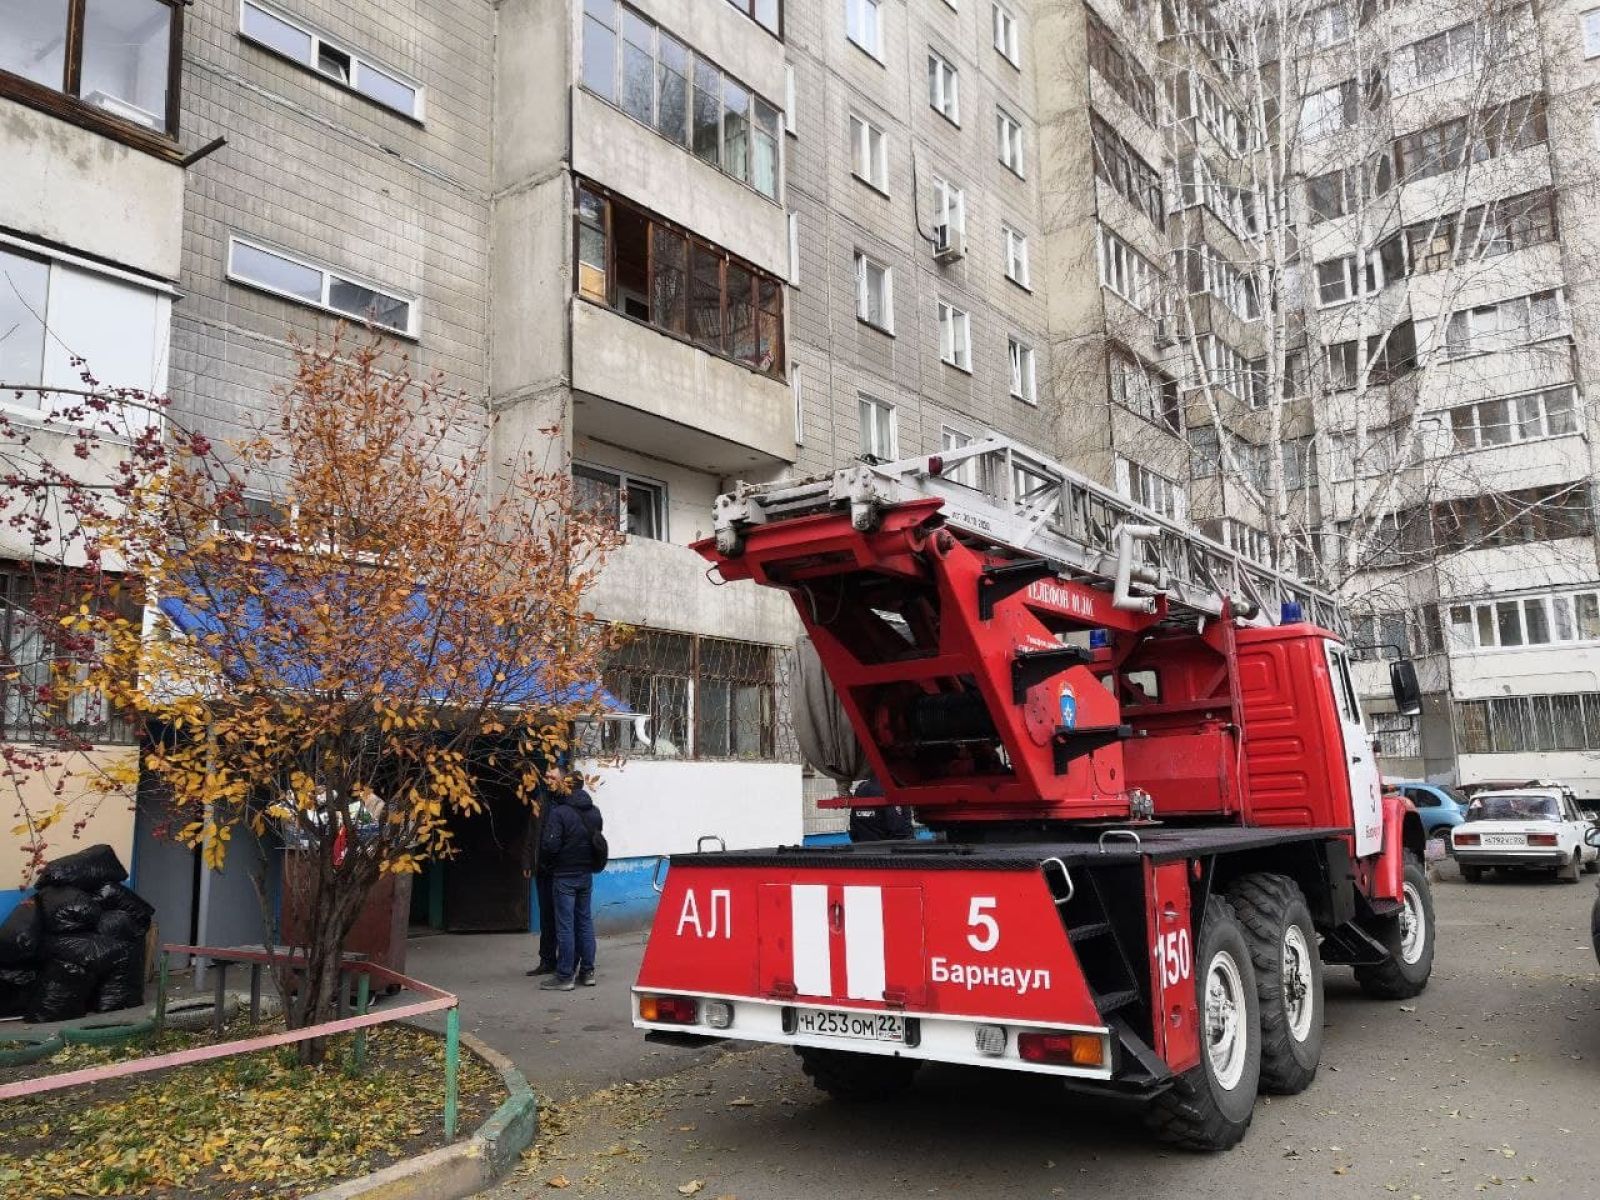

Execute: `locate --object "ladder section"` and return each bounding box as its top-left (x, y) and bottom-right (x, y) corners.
top-left (712, 436), bottom-right (1344, 633)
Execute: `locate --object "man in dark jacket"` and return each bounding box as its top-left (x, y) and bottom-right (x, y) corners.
top-left (848, 772), bottom-right (915, 842)
top-left (522, 790), bottom-right (558, 977)
top-left (538, 774), bottom-right (602, 991)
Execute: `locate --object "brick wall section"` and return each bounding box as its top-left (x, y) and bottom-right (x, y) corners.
top-left (784, 0), bottom-right (1058, 478)
top-left (170, 0), bottom-right (494, 450)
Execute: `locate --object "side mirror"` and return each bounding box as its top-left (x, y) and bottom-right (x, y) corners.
top-left (1587, 825), bottom-right (1600, 848)
top-left (1389, 659), bottom-right (1422, 716)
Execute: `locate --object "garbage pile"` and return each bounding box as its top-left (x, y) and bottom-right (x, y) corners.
top-left (0, 845), bottom-right (155, 1022)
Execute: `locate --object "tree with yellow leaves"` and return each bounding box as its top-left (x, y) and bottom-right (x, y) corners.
top-left (35, 333), bottom-right (621, 1056)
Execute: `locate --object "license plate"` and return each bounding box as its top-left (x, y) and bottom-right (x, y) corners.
top-left (1482, 834), bottom-right (1526, 847)
top-left (793, 1008), bottom-right (906, 1043)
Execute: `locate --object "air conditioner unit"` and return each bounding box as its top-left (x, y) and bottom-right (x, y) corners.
top-left (933, 224), bottom-right (967, 263)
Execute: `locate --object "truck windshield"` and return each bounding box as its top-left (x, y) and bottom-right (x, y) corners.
top-left (1469, 795), bottom-right (1559, 822)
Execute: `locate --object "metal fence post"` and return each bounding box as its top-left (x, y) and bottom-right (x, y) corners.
top-left (352, 973), bottom-right (370, 1071)
top-left (154, 950), bottom-right (169, 1033)
top-left (443, 1004), bottom-right (460, 1140)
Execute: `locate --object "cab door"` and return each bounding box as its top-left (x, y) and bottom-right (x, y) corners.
top-left (1324, 641), bottom-right (1383, 857)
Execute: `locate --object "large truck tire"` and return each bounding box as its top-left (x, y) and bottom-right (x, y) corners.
top-left (796, 1047), bottom-right (920, 1101)
top-left (1355, 852), bottom-right (1435, 1000)
top-left (1146, 895), bottom-right (1261, 1152)
top-left (1227, 873), bottom-right (1323, 1096)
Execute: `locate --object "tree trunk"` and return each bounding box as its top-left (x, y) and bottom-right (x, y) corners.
top-left (288, 849), bottom-right (372, 1065)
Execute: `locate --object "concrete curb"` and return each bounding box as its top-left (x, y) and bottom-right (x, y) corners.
top-left (307, 1029), bottom-right (539, 1200)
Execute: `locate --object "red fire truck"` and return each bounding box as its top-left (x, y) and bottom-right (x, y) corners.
top-left (632, 437), bottom-right (1433, 1151)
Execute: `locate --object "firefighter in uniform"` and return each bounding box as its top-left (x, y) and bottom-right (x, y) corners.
top-left (848, 772), bottom-right (915, 842)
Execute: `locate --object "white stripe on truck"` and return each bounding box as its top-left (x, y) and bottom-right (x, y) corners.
top-left (790, 884), bottom-right (832, 996)
top-left (843, 885), bottom-right (887, 1001)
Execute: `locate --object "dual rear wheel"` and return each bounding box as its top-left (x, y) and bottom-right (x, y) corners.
top-left (1147, 874), bottom-right (1325, 1151)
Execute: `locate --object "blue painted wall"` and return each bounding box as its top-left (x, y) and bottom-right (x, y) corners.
top-left (530, 855), bottom-right (665, 936)
top-left (0, 888), bottom-right (21, 923)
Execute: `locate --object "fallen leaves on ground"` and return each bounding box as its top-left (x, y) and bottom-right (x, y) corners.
top-left (0, 1024), bottom-right (501, 1200)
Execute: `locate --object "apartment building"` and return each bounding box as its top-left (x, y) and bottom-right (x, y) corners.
top-left (1031, 0), bottom-right (1600, 798)
top-left (0, 0), bottom-right (187, 919)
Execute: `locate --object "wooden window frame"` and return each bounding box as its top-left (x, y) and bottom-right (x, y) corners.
top-left (0, 0), bottom-right (184, 159)
top-left (571, 179), bottom-right (785, 379)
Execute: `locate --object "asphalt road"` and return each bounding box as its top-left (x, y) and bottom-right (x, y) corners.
top-left (492, 866), bottom-right (1600, 1199)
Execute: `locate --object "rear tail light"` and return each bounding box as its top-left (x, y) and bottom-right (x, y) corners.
top-left (1528, 833), bottom-right (1559, 847)
top-left (1455, 832), bottom-right (1480, 846)
top-left (638, 994), bottom-right (699, 1024)
top-left (1017, 1032), bottom-right (1105, 1068)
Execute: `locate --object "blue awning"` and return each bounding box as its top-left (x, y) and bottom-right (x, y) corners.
top-left (157, 584), bottom-right (633, 716)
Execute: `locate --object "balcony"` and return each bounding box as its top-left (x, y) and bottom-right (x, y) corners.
top-left (572, 300), bottom-right (795, 473)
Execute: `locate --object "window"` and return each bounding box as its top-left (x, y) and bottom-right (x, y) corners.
top-left (1445, 290), bottom-right (1564, 358)
top-left (859, 395), bottom-right (897, 459)
top-left (931, 176), bottom-right (966, 247)
top-left (1395, 20), bottom-right (1482, 92)
top-left (1457, 692), bottom-right (1600, 754)
top-left (928, 51), bottom-right (960, 124)
top-left (1218, 519), bottom-right (1271, 564)
top-left (1116, 456), bottom-right (1186, 520)
top-left (850, 114), bottom-right (888, 191)
top-left (1449, 386), bottom-right (1579, 450)
top-left (1096, 225), bottom-right (1163, 315)
top-left (997, 108), bottom-right (1026, 176)
top-left (0, 238), bottom-right (168, 421)
top-left (784, 64), bottom-right (796, 134)
top-left (241, 1), bottom-right (422, 119)
top-left (0, 566), bottom-right (136, 745)
top-left (228, 237), bottom-right (414, 335)
top-left (573, 182), bottom-right (785, 377)
top-left (583, 1), bottom-right (780, 199)
top-left (600, 629), bottom-right (776, 760)
top-left (1086, 12), bottom-right (1156, 125)
top-left (1, 0), bottom-right (180, 135)
top-left (1301, 79), bottom-right (1356, 140)
top-left (1405, 190), bottom-right (1558, 272)
top-left (1432, 482), bottom-right (1593, 551)
top-left (938, 300), bottom-right (972, 370)
top-left (574, 463), bottom-right (667, 540)
top-left (1588, 10), bottom-right (1600, 58)
top-left (941, 427), bottom-right (978, 486)
top-left (1306, 1), bottom-right (1352, 47)
top-left (1449, 589), bottom-right (1600, 652)
top-left (847, 0), bottom-right (883, 58)
top-left (855, 252), bottom-right (893, 331)
top-left (1176, 243), bottom-right (1258, 320)
top-left (1002, 225), bottom-right (1030, 288)
top-left (1393, 95), bottom-right (1547, 184)
top-left (726, 0), bottom-right (782, 36)
top-left (993, 3), bottom-right (1020, 64)
top-left (1327, 425), bottom-right (1415, 481)
top-left (1314, 256), bottom-right (1357, 307)
top-left (1091, 114), bottom-right (1164, 229)
top-left (1191, 334), bottom-right (1256, 400)
top-left (1174, 71), bottom-right (1249, 153)
top-left (1009, 335), bottom-right (1037, 403)
top-left (1108, 346), bottom-right (1180, 431)
top-left (1189, 426), bottom-right (1220, 477)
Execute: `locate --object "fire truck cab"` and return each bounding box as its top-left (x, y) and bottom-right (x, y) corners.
top-left (632, 439), bottom-right (1434, 1151)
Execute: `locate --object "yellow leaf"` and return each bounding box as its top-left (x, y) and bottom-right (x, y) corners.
top-left (679, 1182), bottom-right (706, 1196)
top-left (547, 1175), bottom-right (571, 1189)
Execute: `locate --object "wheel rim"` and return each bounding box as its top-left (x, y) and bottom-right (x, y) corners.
top-left (1281, 925), bottom-right (1315, 1042)
top-left (1399, 881), bottom-right (1426, 965)
top-left (1204, 949), bottom-right (1248, 1090)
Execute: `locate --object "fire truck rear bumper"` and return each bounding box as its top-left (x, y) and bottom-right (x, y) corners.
top-left (631, 989), bottom-right (1115, 1081)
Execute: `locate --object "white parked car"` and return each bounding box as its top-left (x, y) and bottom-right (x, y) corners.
top-left (1452, 788), bottom-right (1600, 883)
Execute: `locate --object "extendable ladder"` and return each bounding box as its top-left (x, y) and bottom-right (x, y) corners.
top-left (712, 435), bottom-right (1344, 633)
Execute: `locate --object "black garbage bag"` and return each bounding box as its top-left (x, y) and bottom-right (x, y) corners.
top-left (0, 966), bottom-right (37, 1018)
top-left (42, 933), bottom-right (125, 977)
top-left (37, 886), bottom-right (100, 934)
top-left (37, 844), bottom-right (127, 891)
top-left (0, 897), bottom-right (43, 964)
top-left (96, 909), bottom-right (145, 942)
top-left (91, 942), bottom-right (144, 1013)
top-left (95, 883), bottom-right (155, 932)
top-left (23, 958), bottom-right (94, 1023)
